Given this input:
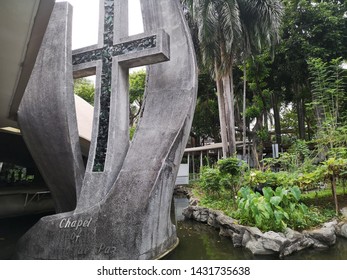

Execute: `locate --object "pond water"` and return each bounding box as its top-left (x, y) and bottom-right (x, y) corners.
top-left (1, 197), bottom-right (347, 259)
top-left (164, 196), bottom-right (347, 260)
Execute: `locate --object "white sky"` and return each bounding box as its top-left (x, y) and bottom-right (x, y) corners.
top-left (56, 0), bottom-right (144, 49)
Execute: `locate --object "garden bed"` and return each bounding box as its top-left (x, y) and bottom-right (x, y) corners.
top-left (178, 186), bottom-right (347, 257)
top-left (183, 203), bottom-right (347, 258)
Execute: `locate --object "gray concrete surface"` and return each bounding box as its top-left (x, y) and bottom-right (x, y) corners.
top-left (17, 0), bottom-right (197, 259)
top-left (17, 2), bottom-right (85, 213)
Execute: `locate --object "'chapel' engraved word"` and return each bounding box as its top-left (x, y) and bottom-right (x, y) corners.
top-left (59, 217), bottom-right (92, 230)
top-left (96, 243), bottom-right (117, 255)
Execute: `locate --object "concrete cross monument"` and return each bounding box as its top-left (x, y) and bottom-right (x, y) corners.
top-left (71, 0), bottom-right (169, 210)
top-left (17, 0), bottom-right (197, 260)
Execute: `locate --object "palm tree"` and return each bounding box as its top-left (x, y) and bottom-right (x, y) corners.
top-left (238, 0), bottom-right (283, 162)
top-left (185, 0), bottom-right (241, 157)
top-left (184, 0), bottom-right (283, 159)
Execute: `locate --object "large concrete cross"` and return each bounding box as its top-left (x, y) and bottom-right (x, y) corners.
top-left (17, 0), bottom-right (197, 259)
top-left (72, 0), bottom-right (169, 172)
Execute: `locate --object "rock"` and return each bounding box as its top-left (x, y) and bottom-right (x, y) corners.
top-left (216, 214), bottom-right (237, 228)
top-left (232, 233), bottom-right (244, 247)
top-left (336, 222), bottom-right (347, 238)
top-left (305, 226), bottom-right (336, 246)
top-left (280, 228), bottom-right (315, 257)
top-left (284, 228), bottom-right (303, 240)
top-left (174, 186), bottom-right (189, 196)
top-left (219, 227), bottom-right (233, 237)
top-left (310, 239), bottom-right (329, 249)
top-left (241, 227), bottom-right (262, 248)
top-left (323, 220), bottom-right (338, 229)
top-left (261, 231), bottom-right (288, 252)
top-left (213, 212), bottom-right (248, 241)
top-left (242, 229), bottom-right (252, 246)
top-left (340, 207), bottom-right (347, 219)
top-left (207, 210), bottom-right (223, 228)
top-left (243, 231), bottom-right (274, 255)
top-left (189, 198), bottom-right (199, 206)
top-left (280, 237), bottom-right (314, 257)
top-left (246, 226), bottom-right (263, 237)
top-left (182, 206), bottom-right (195, 219)
top-left (246, 240), bottom-right (274, 255)
top-left (190, 207), bottom-right (209, 223)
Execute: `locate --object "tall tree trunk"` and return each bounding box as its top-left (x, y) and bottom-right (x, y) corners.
top-left (296, 84), bottom-right (306, 139)
top-left (271, 92), bottom-right (282, 145)
top-left (216, 77), bottom-right (228, 158)
top-left (297, 97), bottom-right (306, 140)
top-left (222, 72), bottom-right (236, 156)
top-left (242, 62), bottom-right (247, 160)
top-left (331, 176), bottom-right (339, 216)
top-left (251, 115), bottom-right (265, 170)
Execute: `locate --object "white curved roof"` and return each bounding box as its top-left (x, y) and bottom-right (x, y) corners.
top-left (0, 0), bottom-right (54, 128)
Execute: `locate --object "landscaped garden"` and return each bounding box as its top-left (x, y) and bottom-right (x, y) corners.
top-left (191, 140), bottom-right (347, 233)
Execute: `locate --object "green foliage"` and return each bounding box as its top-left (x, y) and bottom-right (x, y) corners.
top-left (74, 78), bottom-right (95, 105)
top-left (321, 157), bottom-right (347, 179)
top-left (296, 170), bottom-right (322, 191)
top-left (199, 167), bottom-right (222, 196)
top-left (0, 163), bottom-right (34, 185)
top-left (129, 126), bottom-right (136, 140)
top-left (288, 139), bottom-right (311, 160)
top-left (245, 170), bottom-right (296, 191)
top-left (263, 140), bottom-right (314, 172)
top-left (234, 186), bottom-right (331, 232)
top-left (198, 157), bottom-right (244, 203)
top-left (217, 157), bottom-right (242, 176)
top-left (129, 69), bottom-right (146, 126)
top-left (129, 69), bottom-right (146, 104)
top-left (191, 73), bottom-right (220, 143)
top-left (308, 57), bottom-right (346, 124)
top-left (245, 105), bottom-right (262, 119)
top-left (200, 194), bottom-right (235, 217)
top-left (256, 128), bottom-right (270, 142)
top-left (196, 156), bottom-right (339, 231)
top-left (192, 98), bottom-right (220, 143)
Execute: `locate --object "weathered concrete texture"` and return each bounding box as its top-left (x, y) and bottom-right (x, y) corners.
top-left (182, 206), bottom-right (345, 258)
top-left (17, 2), bottom-right (85, 213)
top-left (17, 0), bottom-right (197, 260)
top-left (73, 4), bottom-right (170, 211)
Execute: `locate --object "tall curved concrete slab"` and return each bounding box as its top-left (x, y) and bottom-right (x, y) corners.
top-left (17, 3), bottom-right (85, 213)
top-left (17, 0), bottom-right (197, 259)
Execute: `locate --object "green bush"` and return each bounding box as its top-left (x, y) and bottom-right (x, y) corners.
top-left (296, 169), bottom-right (323, 191)
top-left (245, 170), bottom-right (296, 189)
top-left (199, 167), bottom-right (222, 196)
top-left (198, 158), bottom-right (244, 199)
top-left (234, 186), bottom-right (330, 232)
top-left (217, 157), bottom-right (242, 176)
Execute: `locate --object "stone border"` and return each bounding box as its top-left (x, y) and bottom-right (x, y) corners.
top-left (178, 187), bottom-right (347, 258)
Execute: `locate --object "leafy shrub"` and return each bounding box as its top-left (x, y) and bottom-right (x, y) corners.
top-left (217, 157), bottom-right (242, 176)
top-left (199, 167), bottom-right (222, 196)
top-left (263, 141), bottom-right (314, 173)
top-left (217, 158), bottom-right (244, 203)
top-left (245, 170), bottom-right (296, 190)
top-left (198, 158), bottom-right (244, 199)
top-left (234, 186), bottom-right (330, 232)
